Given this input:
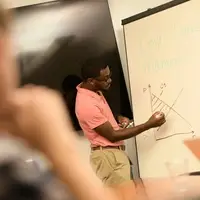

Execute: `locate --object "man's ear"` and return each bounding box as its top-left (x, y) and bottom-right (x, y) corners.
top-left (88, 78), bottom-right (94, 85)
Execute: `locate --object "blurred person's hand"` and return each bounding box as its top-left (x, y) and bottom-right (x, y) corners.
top-left (0, 6), bottom-right (118, 200)
top-left (0, 86), bottom-right (76, 150)
top-left (0, 21), bottom-right (76, 150)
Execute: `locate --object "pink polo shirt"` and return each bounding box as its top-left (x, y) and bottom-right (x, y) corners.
top-left (75, 84), bottom-right (124, 147)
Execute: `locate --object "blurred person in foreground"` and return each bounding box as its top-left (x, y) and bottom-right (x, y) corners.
top-left (75, 58), bottom-right (166, 185)
top-left (0, 138), bottom-right (72, 200)
top-left (0, 4), bottom-right (118, 200)
top-left (0, 3), bottom-right (176, 200)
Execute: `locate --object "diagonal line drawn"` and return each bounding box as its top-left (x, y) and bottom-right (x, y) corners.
top-left (148, 84), bottom-right (194, 141)
top-left (163, 89), bottom-right (183, 118)
top-left (157, 88), bottom-right (183, 131)
top-left (151, 93), bottom-right (193, 129)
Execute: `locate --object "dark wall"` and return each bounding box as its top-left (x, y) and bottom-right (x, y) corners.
top-left (13, 0), bottom-right (132, 130)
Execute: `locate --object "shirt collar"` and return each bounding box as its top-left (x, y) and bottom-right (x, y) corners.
top-left (76, 83), bottom-right (103, 100)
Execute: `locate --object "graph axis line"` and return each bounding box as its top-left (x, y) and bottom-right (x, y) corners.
top-left (156, 131), bottom-right (194, 141)
top-left (148, 84), bottom-right (156, 140)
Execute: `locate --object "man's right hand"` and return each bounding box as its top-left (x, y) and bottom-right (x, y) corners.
top-left (145, 112), bottom-right (166, 129)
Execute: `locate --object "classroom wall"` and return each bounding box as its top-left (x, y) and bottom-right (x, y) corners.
top-left (107, 0), bottom-right (171, 178)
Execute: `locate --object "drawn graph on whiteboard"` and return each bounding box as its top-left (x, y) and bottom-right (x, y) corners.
top-left (143, 84), bottom-right (195, 141)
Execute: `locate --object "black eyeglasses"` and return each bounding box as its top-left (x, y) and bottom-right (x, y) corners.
top-left (94, 71), bottom-right (112, 83)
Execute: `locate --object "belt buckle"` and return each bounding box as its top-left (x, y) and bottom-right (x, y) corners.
top-left (120, 145), bottom-right (125, 151)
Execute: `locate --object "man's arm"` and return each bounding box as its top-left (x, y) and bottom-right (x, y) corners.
top-left (78, 103), bottom-right (165, 143)
top-left (95, 112), bottom-right (165, 142)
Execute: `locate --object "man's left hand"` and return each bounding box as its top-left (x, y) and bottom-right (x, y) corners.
top-left (117, 116), bottom-right (130, 128)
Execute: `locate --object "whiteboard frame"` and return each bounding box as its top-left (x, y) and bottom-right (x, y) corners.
top-left (122, 0), bottom-right (191, 178)
top-left (122, 0), bottom-right (190, 26)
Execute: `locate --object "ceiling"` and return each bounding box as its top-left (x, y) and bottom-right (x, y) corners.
top-left (3, 0), bottom-right (58, 8)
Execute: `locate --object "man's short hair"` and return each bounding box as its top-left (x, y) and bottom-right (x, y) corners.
top-left (81, 57), bottom-right (108, 81)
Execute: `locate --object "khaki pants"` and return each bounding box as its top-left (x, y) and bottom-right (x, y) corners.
top-left (90, 148), bottom-right (131, 186)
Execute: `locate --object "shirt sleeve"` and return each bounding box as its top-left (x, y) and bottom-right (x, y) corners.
top-left (80, 105), bottom-right (107, 129)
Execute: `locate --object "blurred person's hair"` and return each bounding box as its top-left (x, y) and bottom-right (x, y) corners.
top-left (0, 138), bottom-right (74, 200)
top-left (0, 3), bottom-right (73, 199)
top-left (0, 3), bottom-right (9, 31)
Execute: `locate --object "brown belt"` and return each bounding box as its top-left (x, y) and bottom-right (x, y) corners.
top-left (91, 145), bottom-right (125, 151)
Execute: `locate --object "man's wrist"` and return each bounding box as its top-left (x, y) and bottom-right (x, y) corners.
top-left (143, 121), bottom-right (152, 130)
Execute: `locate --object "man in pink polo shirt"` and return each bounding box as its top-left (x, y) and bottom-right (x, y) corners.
top-left (75, 58), bottom-right (165, 185)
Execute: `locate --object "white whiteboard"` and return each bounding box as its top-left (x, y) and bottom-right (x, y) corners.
top-left (123, 0), bottom-right (200, 178)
